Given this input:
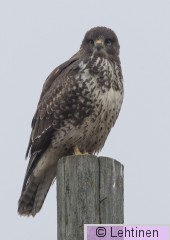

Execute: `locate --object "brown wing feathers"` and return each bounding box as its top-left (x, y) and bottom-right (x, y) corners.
top-left (22, 53), bottom-right (81, 192)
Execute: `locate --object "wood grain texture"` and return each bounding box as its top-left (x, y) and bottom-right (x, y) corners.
top-left (57, 155), bottom-right (124, 240)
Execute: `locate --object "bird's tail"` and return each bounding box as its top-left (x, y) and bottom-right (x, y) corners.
top-left (18, 171), bottom-right (55, 217)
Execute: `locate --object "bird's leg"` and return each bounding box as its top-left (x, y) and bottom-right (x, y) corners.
top-left (74, 146), bottom-right (83, 155)
top-left (73, 146), bottom-right (88, 155)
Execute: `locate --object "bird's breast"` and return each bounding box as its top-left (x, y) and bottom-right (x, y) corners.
top-left (76, 57), bottom-right (122, 118)
top-left (74, 57), bottom-right (123, 152)
top-left (77, 57), bottom-right (115, 93)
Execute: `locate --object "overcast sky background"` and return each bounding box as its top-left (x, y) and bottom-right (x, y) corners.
top-left (0, 0), bottom-right (170, 239)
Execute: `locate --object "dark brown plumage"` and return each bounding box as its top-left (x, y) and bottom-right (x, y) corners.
top-left (18, 26), bottom-right (124, 216)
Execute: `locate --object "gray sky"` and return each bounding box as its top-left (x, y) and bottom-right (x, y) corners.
top-left (1, 0), bottom-right (170, 239)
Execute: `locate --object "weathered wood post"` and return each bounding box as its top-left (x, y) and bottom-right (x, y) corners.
top-left (57, 155), bottom-right (124, 240)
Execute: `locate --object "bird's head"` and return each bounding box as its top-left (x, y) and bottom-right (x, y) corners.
top-left (81, 26), bottom-right (120, 60)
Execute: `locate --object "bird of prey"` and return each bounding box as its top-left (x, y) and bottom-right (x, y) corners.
top-left (18, 26), bottom-right (124, 216)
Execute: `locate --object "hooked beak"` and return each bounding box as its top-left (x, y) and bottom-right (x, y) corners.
top-left (95, 39), bottom-right (104, 50)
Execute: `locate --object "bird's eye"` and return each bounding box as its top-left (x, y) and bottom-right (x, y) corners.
top-left (105, 39), bottom-right (112, 46)
top-left (88, 39), bottom-right (94, 46)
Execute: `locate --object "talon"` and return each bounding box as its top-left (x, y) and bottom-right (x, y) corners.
top-left (73, 147), bottom-right (89, 155)
top-left (74, 146), bottom-right (83, 155)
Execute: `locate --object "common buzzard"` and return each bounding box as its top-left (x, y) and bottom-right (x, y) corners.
top-left (18, 26), bottom-right (124, 216)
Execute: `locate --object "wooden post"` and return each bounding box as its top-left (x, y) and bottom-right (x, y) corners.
top-left (57, 155), bottom-right (124, 240)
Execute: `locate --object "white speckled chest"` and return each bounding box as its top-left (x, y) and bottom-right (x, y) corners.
top-left (74, 57), bottom-right (123, 153)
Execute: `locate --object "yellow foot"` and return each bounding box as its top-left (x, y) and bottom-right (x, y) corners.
top-left (73, 147), bottom-right (89, 155)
